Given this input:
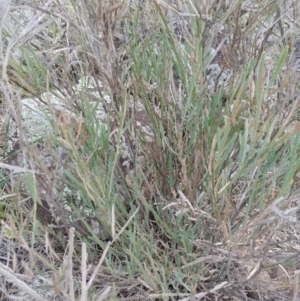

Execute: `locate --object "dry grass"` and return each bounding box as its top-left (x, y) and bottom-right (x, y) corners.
top-left (1, 0), bottom-right (300, 300)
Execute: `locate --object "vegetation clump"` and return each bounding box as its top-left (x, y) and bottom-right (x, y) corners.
top-left (1, 0), bottom-right (300, 300)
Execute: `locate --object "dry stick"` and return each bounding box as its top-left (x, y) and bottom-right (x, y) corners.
top-left (0, 193), bottom-right (17, 200)
top-left (0, 0), bottom-right (11, 69)
top-left (0, 0), bottom-right (10, 26)
top-left (292, 274), bottom-right (298, 301)
top-left (86, 242), bottom-right (111, 291)
top-left (85, 207), bottom-right (140, 291)
top-left (0, 262), bottom-right (47, 301)
top-left (80, 243), bottom-right (88, 301)
top-left (67, 227), bottom-right (75, 301)
top-left (96, 286), bottom-right (112, 301)
top-left (111, 207), bottom-right (139, 244)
